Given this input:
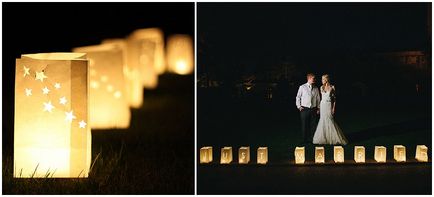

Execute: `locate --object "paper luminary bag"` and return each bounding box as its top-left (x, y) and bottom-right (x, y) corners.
top-left (220, 147), bottom-right (233, 164)
top-left (294, 147), bottom-right (305, 164)
top-left (374, 146), bottom-right (387, 163)
top-left (166, 34), bottom-right (194, 75)
top-left (415, 145), bottom-right (428, 162)
top-left (73, 44), bottom-right (131, 129)
top-left (257, 147), bottom-right (268, 164)
top-left (127, 28), bottom-right (165, 89)
top-left (334, 146), bottom-right (344, 163)
top-left (354, 146), bottom-right (365, 163)
top-left (129, 28), bottom-right (166, 75)
top-left (14, 53), bottom-right (91, 178)
top-left (315, 147), bottom-right (325, 163)
top-left (200, 146), bottom-right (213, 164)
top-left (394, 145), bottom-right (406, 162)
top-left (238, 146), bottom-right (250, 164)
top-left (102, 38), bottom-right (143, 108)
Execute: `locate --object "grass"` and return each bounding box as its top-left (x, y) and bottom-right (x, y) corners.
top-left (2, 74), bottom-right (194, 194)
top-left (197, 88), bottom-right (431, 194)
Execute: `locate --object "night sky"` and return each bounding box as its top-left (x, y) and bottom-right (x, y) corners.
top-left (198, 3), bottom-right (430, 70)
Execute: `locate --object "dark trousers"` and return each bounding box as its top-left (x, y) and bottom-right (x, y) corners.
top-left (300, 107), bottom-right (318, 143)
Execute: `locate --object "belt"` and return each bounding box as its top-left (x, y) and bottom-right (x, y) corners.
top-left (302, 106), bottom-right (317, 109)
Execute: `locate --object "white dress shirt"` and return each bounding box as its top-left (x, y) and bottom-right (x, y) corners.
top-left (296, 83), bottom-right (321, 109)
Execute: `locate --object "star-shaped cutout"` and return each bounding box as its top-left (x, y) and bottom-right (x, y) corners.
top-left (23, 66), bottom-right (30, 77)
top-left (54, 83), bottom-right (61, 89)
top-left (43, 101), bottom-right (55, 112)
top-left (35, 71), bottom-right (48, 82)
top-left (65, 110), bottom-right (76, 123)
top-left (25, 88), bottom-right (32, 96)
top-left (59, 96), bottom-right (67, 105)
top-left (42, 86), bottom-right (50, 95)
top-left (78, 120), bottom-right (87, 128)
top-left (114, 91), bottom-right (122, 99)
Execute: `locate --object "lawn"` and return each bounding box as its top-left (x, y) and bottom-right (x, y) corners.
top-left (197, 87), bottom-right (431, 194)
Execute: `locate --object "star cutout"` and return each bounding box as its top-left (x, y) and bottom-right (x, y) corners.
top-left (23, 66), bottom-right (30, 77)
top-left (25, 88), bottom-right (32, 96)
top-left (114, 91), bottom-right (122, 99)
top-left (65, 110), bottom-right (76, 123)
top-left (54, 83), bottom-right (61, 89)
top-left (43, 101), bottom-right (55, 112)
top-left (78, 120), bottom-right (87, 128)
top-left (59, 96), bottom-right (67, 105)
top-left (35, 71), bottom-right (48, 82)
top-left (42, 86), bottom-right (50, 95)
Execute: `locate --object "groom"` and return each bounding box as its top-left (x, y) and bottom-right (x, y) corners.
top-left (296, 73), bottom-right (321, 144)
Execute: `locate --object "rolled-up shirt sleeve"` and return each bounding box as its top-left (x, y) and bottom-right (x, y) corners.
top-left (296, 86), bottom-right (302, 109)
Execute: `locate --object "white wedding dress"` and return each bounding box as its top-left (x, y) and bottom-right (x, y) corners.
top-left (313, 87), bottom-right (348, 145)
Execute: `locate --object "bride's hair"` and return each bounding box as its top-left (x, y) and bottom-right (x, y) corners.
top-left (322, 74), bottom-right (330, 83)
top-left (321, 74), bottom-right (334, 92)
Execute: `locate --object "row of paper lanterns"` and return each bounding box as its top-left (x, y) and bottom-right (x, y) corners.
top-left (14, 28), bottom-right (193, 178)
top-left (200, 145), bottom-right (429, 164)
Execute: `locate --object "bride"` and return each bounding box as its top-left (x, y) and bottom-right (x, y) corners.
top-left (313, 74), bottom-right (348, 145)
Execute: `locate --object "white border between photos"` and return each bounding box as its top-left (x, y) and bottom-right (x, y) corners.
top-left (1, 0), bottom-right (433, 197)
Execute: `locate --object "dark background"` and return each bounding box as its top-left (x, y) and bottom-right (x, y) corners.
top-left (3, 2), bottom-right (194, 194)
top-left (198, 3), bottom-right (431, 194)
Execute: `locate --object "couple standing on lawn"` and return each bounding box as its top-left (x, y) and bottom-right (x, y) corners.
top-left (296, 73), bottom-right (348, 145)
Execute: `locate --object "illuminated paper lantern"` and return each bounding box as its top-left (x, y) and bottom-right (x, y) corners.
top-left (102, 38), bottom-right (143, 108)
top-left (354, 146), bottom-right (365, 163)
top-left (238, 146), bottom-right (250, 164)
top-left (294, 147), bottom-right (305, 164)
top-left (257, 147), bottom-right (268, 164)
top-left (127, 28), bottom-right (165, 89)
top-left (334, 146), bottom-right (344, 163)
top-left (14, 53), bottom-right (91, 178)
top-left (220, 147), bottom-right (233, 164)
top-left (415, 145), bottom-right (428, 162)
top-left (394, 145), bottom-right (406, 162)
top-left (166, 34), bottom-right (194, 75)
top-left (374, 146), bottom-right (387, 163)
top-left (315, 147), bottom-right (325, 163)
top-left (200, 146), bottom-right (213, 164)
top-left (73, 44), bottom-right (131, 129)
